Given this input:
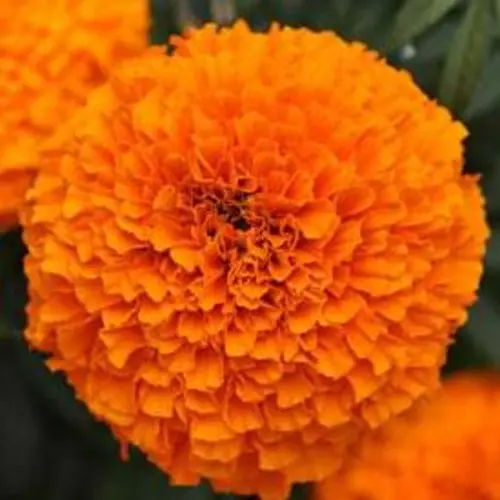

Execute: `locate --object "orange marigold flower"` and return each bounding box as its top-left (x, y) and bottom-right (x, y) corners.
top-left (314, 372), bottom-right (500, 500)
top-left (0, 0), bottom-right (149, 229)
top-left (22, 22), bottom-right (488, 500)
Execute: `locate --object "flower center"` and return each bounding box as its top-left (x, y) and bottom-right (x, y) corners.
top-left (189, 184), bottom-right (255, 233)
top-left (214, 195), bottom-right (251, 231)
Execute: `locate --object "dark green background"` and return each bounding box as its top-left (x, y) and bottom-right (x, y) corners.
top-left (1, 1), bottom-right (499, 499)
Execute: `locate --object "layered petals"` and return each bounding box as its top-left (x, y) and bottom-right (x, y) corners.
top-left (314, 373), bottom-right (500, 500)
top-left (23, 22), bottom-right (488, 500)
top-left (0, 0), bottom-right (148, 228)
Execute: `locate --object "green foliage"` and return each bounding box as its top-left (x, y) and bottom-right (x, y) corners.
top-left (495, 0), bottom-right (500, 31)
top-left (387, 0), bottom-right (463, 51)
top-left (2, 1), bottom-right (500, 499)
top-left (438, 0), bottom-right (492, 115)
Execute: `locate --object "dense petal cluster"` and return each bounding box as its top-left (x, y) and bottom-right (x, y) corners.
top-left (23, 22), bottom-right (488, 499)
top-left (0, 0), bottom-right (148, 228)
top-left (314, 373), bottom-right (500, 500)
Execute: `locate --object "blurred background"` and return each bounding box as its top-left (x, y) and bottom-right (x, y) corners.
top-left (1, 0), bottom-right (500, 499)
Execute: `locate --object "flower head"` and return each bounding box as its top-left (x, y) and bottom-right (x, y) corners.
top-left (23, 22), bottom-right (488, 499)
top-left (0, 0), bottom-right (148, 229)
top-left (314, 373), bottom-right (500, 500)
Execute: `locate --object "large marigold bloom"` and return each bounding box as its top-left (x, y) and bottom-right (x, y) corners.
top-left (314, 373), bottom-right (500, 500)
top-left (0, 0), bottom-right (148, 229)
top-left (23, 22), bottom-right (488, 499)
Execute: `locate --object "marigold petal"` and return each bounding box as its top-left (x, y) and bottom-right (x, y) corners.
top-left (235, 376), bottom-right (269, 403)
top-left (185, 390), bottom-right (220, 415)
top-left (224, 397), bottom-right (264, 433)
top-left (256, 438), bottom-right (301, 470)
top-left (100, 327), bottom-right (145, 369)
top-left (347, 362), bottom-right (384, 403)
top-left (284, 442), bottom-right (347, 482)
top-left (170, 247), bottom-right (201, 273)
top-left (185, 349), bottom-right (224, 391)
top-left (263, 400), bottom-right (313, 432)
top-left (321, 292), bottom-right (365, 325)
top-left (313, 392), bottom-right (352, 427)
top-left (192, 436), bottom-right (243, 462)
top-left (295, 200), bottom-right (339, 239)
top-left (191, 415), bottom-right (236, 442)
top-left (40, 294), bottom-right (86, 323)
top-left (161, 345), bottom-right (197, 374)
top-left (276, 370), bottom-right (314, 409)
top-left (225, 326), bottom-right (258, 357)
top-left (336, 185), bottom-right (376, 217)
top-left (287, 302), bottom-right (323, 335)
top-left (56, 321), bottom-right (97, 362)
top-left (87, 371), bottom-right (137, 425)
top-left (178, 311), bottom-right (206, 343)
top-left (150, 221), bottom-right (190, 251)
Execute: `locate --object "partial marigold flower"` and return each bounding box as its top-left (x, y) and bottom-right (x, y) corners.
top-left (0, 0), bottom-right (149, 229)
top-left (23, 22), bottom-right (488, 500)
top-left (314, 372), bottom-right (500, 500)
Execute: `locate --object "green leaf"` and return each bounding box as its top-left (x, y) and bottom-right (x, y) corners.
top-left (387, 0), bottom-right (463, 50)
top-left (485, 228), bottom-right (500, 272)
top-left (95, 462), bottom-right (136, 500)
top-left (0, 230), bottom-right (27, 331)
top-left (494, 0), bottom-right (500, 32)
top-left (150, 0), bottom-right (178, 45)
top-left (438, 0), bottom-right (492, 115)
top-left (96, 459), bottom-right (215, 500)
top-left (343, 1), bottom-right (399, 50)
top-left (235, 0), bottom-right (260, 10)
top-left (329, 0), bottom-right (351, 22)
top-left (410, 20), bottom-right (456, 62)
top-left (14, 341), bottom-right (117, 456)
top-left (443, 329), bottom-right (491, 374)
top-left (462, 295), bottom-right (500, 366)
top-left (209, 0), bottom-right (237, 24)
top-left (466, 51), bottom-right (500, 118)
top-left (290, 484), bottom-right (310, 500)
